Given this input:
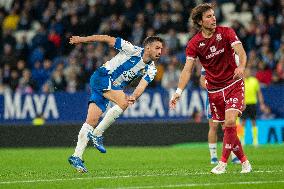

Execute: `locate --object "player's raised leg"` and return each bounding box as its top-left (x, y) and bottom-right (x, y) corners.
top-left (93, 89), bottom-right (128, 136)
top-left (88, 89), bottom-right (128, 153)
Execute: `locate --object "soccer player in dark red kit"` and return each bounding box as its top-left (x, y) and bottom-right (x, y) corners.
top-left (169, 3), bottom-right (252, 174)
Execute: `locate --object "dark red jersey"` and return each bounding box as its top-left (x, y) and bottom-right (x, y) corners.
top-left (186, 26), bottom-right (241, 90)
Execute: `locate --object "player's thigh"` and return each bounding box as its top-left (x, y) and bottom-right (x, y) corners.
top-left (224, 80), bottom-right (245, 127)
top-left (86, 103), bottom-right (103, 126)
top-left (208, 91), bottom-right (225, 122)
top-left (224, 110), bottom-right (239, 127)
top-left (224, 80), bottom-right (244, 116)
top-left (103, 90), bottom-right (128, 110)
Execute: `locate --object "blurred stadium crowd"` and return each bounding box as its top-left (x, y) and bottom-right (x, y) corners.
top-left (0, 0), bottom-right (283, 94)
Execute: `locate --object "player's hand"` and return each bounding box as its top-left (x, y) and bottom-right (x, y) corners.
top-left (233, 66), bottom-right (245, 80)
top-left (69, 36), bottom-right (82, 44)
top-left (127, 95), bottom-right (136, 105)
top-left (169, 93), bottom-right (181, 109)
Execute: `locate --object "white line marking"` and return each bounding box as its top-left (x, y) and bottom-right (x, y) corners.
top-left (97, 180), bottom-right (284, 189)
top-left (0, 170), bottom-right (283, 185)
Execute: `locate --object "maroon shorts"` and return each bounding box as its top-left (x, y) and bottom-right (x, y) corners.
top-left (208, 79), bottom-right (245, 122)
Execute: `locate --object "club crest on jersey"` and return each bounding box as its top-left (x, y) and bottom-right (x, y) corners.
top-left (216, 33), bottom-right (222, 41)
top-left (199, 42), bottom-right (205, 47)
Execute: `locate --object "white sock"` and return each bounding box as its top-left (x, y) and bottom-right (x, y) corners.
top-left (93, 105), bottom-right (123, 136)
top-left (73, 123), bottom-right (94, 159)
top-left (209, 143), bottom-right (217, 159)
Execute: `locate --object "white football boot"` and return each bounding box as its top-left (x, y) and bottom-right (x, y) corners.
top-left (211, 161), bottom-right (227, 174)
top-left (240, 160), bottom-right (252, 173)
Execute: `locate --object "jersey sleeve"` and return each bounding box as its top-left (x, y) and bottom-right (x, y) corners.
top-left (114, 37), bottom-right (141, 55)
top-left (226, 27), bottom-right (241, 47)
top-left (185, 40), bottom-right (197, 60)
top-left (142, 62), bottom-right (157, 83)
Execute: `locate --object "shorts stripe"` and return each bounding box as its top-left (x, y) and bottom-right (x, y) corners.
top-left (212, 120), bottom-right (225, 123)
top-left (225, 108), bottom-right (242, 115)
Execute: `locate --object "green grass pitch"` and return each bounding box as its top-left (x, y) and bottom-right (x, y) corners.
top-left (0, 143), bottom-right (284, 189)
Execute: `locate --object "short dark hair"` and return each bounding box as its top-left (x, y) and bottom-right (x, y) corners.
top-left (142, 36), bottom-right (164, 46)
top-left (191, 3), bottom-right (214, 29)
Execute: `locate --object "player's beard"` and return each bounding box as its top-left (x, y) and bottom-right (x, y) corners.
top-left (203, 25), bottom-right (216, 33)
top-left (151, 54), bottom-right (160, 61)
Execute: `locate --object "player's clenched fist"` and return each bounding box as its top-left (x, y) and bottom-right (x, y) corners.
top-left (69, 36), bottom-right (82, 44)
top-left (127, 95), bottom-right (136, 105)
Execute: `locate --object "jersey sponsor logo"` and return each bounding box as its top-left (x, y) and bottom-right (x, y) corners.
top-left (210, 46), bottom-right (216, 53)
top-left (199, 42), bottom-right (205, 47)
top-left (206, 47), bottom-right (225, 59)
top-left (216, 33), bottom-right (222, 41)
top-left (122, 70), bottom-right (136, 81)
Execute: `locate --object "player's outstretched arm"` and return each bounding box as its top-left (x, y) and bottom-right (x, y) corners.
top-left (169, 58), bottom-right (195, 109)
top-left (128, 79), bottom-right (148, 105)
top-left (69, 35), bottom-right (116, 47)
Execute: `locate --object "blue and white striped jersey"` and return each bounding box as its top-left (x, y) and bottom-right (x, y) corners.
top-left (103, 37), bottom-right (157, 88)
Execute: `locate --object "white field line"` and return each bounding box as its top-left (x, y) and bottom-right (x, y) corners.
top-left (0, 170), bottom-right (283, 185)
top-left (97, 180), bottom-right (284, 189)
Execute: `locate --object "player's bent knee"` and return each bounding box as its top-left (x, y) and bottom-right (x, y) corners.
top-left (86, 115), bottom-right (100, 127)
top-left (85, 120), bottom-right (98, 127)
top-left (110, 105), bottom-right (124, 119)
top-left (225, 118), bottom-right (236, 127)
top-left (210, 126), bottom-right (218, 132)
top-left (117, 100), bottom-right (128, 110)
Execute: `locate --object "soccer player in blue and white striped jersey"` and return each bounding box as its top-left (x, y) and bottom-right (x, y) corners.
top-left (68, 35), bottom-right (163, 173)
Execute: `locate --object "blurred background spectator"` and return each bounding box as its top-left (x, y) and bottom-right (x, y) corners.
top-left (0, 0), bottom-right (283, 96)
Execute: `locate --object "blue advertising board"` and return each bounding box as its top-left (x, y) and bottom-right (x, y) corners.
top-left (0, 88), bottom-right (208, 124)
top-left (0, 86), bottom-right (283, 125)
top-left (244, 119), bottom-right (284, 144)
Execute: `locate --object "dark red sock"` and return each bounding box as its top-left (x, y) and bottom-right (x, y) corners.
top-left (221, 127), bottom-right (237, 163)
top-left (232, 136), bottom-right (247, 163)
